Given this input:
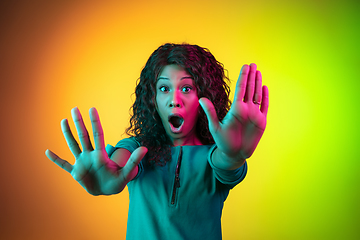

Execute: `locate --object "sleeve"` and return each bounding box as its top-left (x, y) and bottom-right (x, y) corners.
top-left (207, 144), bottom-right (248, 189)
top-left (105, 137), bottom-right (144, 180)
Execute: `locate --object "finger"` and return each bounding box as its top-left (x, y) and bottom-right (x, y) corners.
top-left (199, 97), bottom-right (220, 132)
top-left (260, 85), bottom-right (269, 116)
top-left (233, 64), bottom-right (249, 102)
top-left (45, 149), bottom-right (73, 173)
top-left (254, 70), bottom-right (262, 104)
top-left (89, 108), bottom-right (105, 150)
top-left (71, 107), bottom-right (93, 151)
top-left (61, 119), bottom-right (81, 157)
top-left (244, 63), bottom-right (257, 103)
top-left (121, 147), bottom-right (148, 181)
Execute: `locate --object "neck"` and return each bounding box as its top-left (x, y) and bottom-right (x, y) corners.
top-left (171, 134), bottom-right (202, 146)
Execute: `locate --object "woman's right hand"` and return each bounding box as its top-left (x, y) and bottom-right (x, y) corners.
top-left (45, 107), bottom-right (147, 196)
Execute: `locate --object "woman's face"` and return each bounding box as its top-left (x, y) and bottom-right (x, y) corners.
top-left (155, 64), bottom-right (202, 146)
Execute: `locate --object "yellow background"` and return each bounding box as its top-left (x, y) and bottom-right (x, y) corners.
top-left (1, 0), bottom-right (359, 239)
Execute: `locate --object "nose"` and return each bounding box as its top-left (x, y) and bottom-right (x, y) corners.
top-left (169, 102), bottom-right (181, 108)
top-left (169, 91), bottom-right (182, 108)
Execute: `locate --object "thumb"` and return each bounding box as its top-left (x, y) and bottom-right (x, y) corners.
top-left (199, 98), bottom-right (220, 132)
top-left (122, 146), bottom-right (148, 180)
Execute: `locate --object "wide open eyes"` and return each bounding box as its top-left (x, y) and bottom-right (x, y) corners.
top-left (158, 85), bottom-right (193, 93)
top-left (159, 86), bottom-right (169, 92)
top-left (182, 86), bottom-right (192, 93)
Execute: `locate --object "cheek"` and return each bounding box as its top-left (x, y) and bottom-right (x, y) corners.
top-left (155, 97), bottom-right (165, 118)
top-left (188, 99), bottom-right (200, 120)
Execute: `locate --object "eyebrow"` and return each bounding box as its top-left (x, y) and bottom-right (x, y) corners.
top-left (157, 76), bottom-right (193, 81)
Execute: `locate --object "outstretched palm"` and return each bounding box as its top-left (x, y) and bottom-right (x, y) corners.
top-left (199, 63), bottom-right (269, 160)
top-left (45, 107), bottom-right (147, 195)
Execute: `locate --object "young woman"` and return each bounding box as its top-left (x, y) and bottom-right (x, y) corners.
top-left (45, 43), bottom-right (269, 239)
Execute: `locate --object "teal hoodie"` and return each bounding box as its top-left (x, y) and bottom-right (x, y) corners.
top-left (106, 137), bottom-right (247, 240)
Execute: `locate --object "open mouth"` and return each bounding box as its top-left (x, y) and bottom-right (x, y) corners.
top-left (168, 114), bottom-right (184, 132)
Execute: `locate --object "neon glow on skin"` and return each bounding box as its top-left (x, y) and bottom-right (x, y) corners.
top-left (155, 64), bottom-right (202, 147)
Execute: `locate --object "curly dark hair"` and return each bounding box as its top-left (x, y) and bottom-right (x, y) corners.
top-left (126, 43), bottom-right (231, 166)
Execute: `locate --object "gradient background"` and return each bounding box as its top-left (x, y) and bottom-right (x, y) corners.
top-left (1, 0), bottom-right (359, 239)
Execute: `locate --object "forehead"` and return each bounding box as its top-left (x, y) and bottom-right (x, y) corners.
top-left (157, 65), bottom-right (192, 80)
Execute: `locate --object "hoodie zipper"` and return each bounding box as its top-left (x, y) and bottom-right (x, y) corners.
top-left (171, 146), bottom-right (183, 205)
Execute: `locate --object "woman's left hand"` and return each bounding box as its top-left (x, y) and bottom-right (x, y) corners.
top-left (199, 63), bottom-right (269, 162)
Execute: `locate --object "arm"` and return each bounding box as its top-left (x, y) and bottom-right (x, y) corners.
top-left (45, 107), bottom-right (147, 195)
top-left (211, 147), bottom-right (246, 171)
top-left (199, 63), bottom-right (269, 171)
